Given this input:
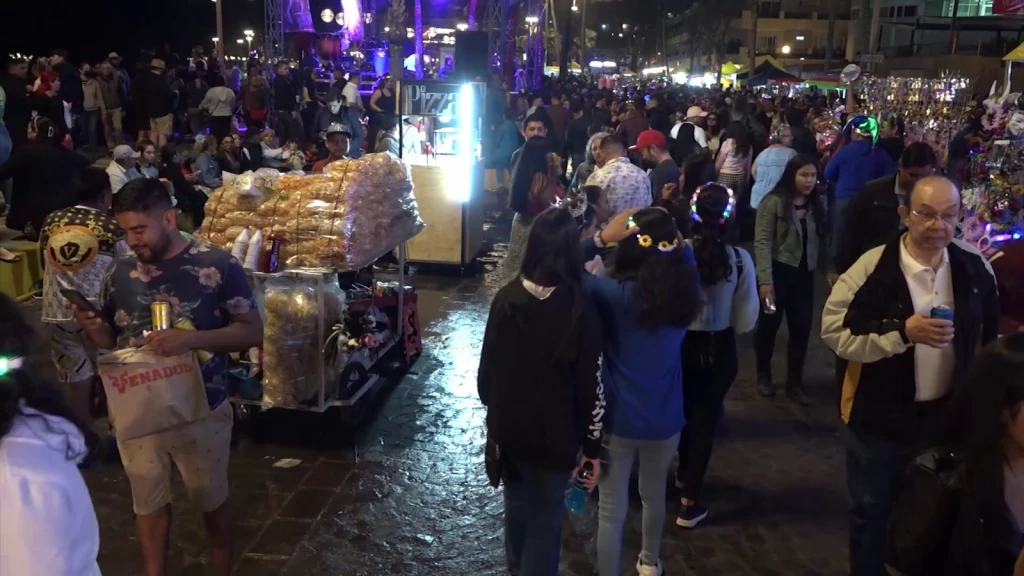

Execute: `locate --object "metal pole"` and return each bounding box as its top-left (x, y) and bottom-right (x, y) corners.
top-left (579, 0), bottom-right (587, 70)
top-left (661, 3), bottom-right (668, 76)
top-left (868, 0), bottom-right (881, 72)
top-left (216, 0), bottom-right (225, 64)
top-left (949, 0), bottom-right (960, 54)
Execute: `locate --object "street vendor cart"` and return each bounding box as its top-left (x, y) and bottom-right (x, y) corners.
top-left (195, 156), bottom-right (425, 422)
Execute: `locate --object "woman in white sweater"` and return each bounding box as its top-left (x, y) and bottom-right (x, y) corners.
top-left (0, 293), bottom-right (101, 576)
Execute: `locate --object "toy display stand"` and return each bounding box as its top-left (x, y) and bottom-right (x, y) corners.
top-left (229, 243), bottom-right (422, 422)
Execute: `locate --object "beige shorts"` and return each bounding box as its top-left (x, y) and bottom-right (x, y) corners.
top-left (117, 400), bottom-right (233, 515)
top-left (150, 114), bottom-right (173, 136)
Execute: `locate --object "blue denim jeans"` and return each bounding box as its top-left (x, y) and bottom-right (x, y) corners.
top-left (0, 124), bottom-right (11, 206)
top-left (845, 427), bottom-right (913, 576)
top-left (597, 432), bottom-right (680, 575)
top-left (503, 461), bottom-right (571, 576)
top-left (831, 196), bottom-right (853, 259)
top-left (80, 109), bottom-right (100, 149)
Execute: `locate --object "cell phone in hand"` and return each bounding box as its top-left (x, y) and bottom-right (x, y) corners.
top-left (61, 289), bottom-right (99, 314)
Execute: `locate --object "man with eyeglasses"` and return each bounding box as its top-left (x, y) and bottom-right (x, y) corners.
top-left (820, 176), bottom-right (999, 576)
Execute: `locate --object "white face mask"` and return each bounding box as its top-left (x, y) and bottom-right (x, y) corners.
top-left (329, 101), bottom-right (343, 115)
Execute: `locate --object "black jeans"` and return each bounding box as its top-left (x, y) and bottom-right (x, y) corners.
top-left (503, 461), bottom-right (571, 576)
top-left (677, 328), bottom-right (738, 501)
top-left (846, 398), bottom-right (949, 576)
top-left (210, 115), bottom-right (233, 145)
top-left (754, 260), bottom-right (814, 384)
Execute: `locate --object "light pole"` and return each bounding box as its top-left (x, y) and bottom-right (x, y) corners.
top-left (213, 0), bottom-right (224, 64)
top-left (244, 30), bottom-right (255, 55)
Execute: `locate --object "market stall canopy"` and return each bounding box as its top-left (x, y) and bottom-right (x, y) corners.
top-left (1004, 41), bottom-right (1024, 61)
top-left (735, 56), bottom-right (789, 80)
top-left (746, 67), bottom-right (802, 87)
top-left (721, 61), bottom-right (743, 75)
top-left (803, 73), bottom-right (841, 89)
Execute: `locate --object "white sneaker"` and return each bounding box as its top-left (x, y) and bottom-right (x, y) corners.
top-left (636, 558), bottom-right (663, 576)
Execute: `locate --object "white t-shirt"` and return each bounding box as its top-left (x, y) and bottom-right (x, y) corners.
top-left (0, 407), bottom-right (101, 575)
top-left (341, 82), bottom-right (360, 108)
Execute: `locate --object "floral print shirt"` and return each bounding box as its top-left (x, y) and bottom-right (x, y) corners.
top-left (100, 241), bottom-right (255, 408)
top-left (584, 156), bottom-right (652, 217)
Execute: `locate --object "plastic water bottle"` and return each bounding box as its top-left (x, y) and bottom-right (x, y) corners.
top-left (243, 229), bottom-right (263, 271)
top-left (231, 227), bottom-right (250, 261)
top-left (565, 461), bottom-right (594, 513)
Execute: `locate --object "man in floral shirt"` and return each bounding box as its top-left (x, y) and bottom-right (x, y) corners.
top-left (74, 178), bottom-right (262, 576)
top-left (585, 133), bottom-right (652, 217)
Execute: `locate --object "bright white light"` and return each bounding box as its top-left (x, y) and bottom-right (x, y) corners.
top-left (236, 39), bottom-right (244, 44)
top-left (671, 71), bottom-right (687, 84)
top-left (618, 33), bottom-right (623, 37)
top-left (799, 57), bottom-right (805, 61)
top-left (571, 4), bottom-right (578, 11)
top-left (601, 23), bottom-right (607, 29)
top-left (588, 60), bottom-right (604, 67)
top-left (212, 37), bottom-right (219, 42)
top-left (451, 83), bottom-right (475, 203)
top-left (641, 67), bottom-right (664, 75)
top-left (336, 12), bottom-right (345, 25)
top-left (424, 55), bottom-right (432, 63)
top-left (525, 15), bottom-right (538, 23)
top-left (384, 26), bottom-right (390, 32)
top-left (602, 61), bottom-right (616, 67)
top-left (321, 8), bottom-right (335, 22)
top-left (244, 29), bottom-right (254, 36)
top-left (781, 45), bottom-right (791, 54)
top-left (456, 22), bottom-right (468, 31)
top-left (796, 35), bottom-right (805, 40)
top-left (622, 23), bottom-right (628, 29)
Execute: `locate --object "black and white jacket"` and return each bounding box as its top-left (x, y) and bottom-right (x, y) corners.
top-left (478, 277), bottom-right (605, 471)
top-left (821, 236), bottom-right (999, 444)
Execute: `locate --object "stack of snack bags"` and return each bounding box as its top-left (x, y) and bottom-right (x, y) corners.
top-left (261, 275), bottom-right (347, 407)
top-left (199, 154), bottom-right (424, 271)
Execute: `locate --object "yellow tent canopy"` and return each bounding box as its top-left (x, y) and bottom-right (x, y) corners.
top-left (1004, 41), bottom-right (1024, 61)
top-left (721, 61), bottom-right (743, 75)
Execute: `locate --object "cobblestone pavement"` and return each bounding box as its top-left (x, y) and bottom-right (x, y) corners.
top-left (79, 205), bottom-right (849, 576)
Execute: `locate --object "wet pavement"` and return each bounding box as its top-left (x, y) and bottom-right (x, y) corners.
top-left (79, 202), bottom-right (849, 576)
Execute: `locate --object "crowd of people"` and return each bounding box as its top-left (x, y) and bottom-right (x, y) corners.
top-left (2, 49), bottom-right (1024, 576)
top-left (479, 74), bottom-right (1024, 576)
top-left (0, 47), bottom-right (411, 249)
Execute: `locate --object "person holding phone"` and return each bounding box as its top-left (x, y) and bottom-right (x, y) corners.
top-left (38, 167), bottom-right (125, 440)
top-left (753, 155), bottom-right (832, 404)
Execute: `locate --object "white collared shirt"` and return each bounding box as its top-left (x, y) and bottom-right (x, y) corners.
top-left (898, 236), bottom-right (955, 401)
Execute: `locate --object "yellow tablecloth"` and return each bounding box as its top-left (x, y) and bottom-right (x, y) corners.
top-left (0, 241), bottom-right (42, 300)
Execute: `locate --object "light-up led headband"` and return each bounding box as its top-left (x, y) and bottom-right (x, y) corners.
top-left (690, 182), bottom-right (736, 225)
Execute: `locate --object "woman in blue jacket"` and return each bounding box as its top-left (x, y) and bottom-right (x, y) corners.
top-left (582, 208), bottom-right (702, 576)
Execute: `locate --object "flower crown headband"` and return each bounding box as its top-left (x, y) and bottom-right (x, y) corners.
top-left (690, 182), bottom-right (736, 225)
top-left (628, 216), bottom-right (680, 253)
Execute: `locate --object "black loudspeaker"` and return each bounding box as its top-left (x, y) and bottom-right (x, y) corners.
top-left (454, 31), bottom-right (490, 79)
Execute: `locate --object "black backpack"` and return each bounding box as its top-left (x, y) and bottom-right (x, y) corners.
top-left (671, 122), bottom-right (701, 165)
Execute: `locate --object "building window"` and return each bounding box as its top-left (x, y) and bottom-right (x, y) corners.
top-left (903, 5), bottom-right (918, 15)
top-left (757, 36), bottom-right (778, 52)
top-left (758, 2), bottom-right (782, 17)
top-left (851, 7), bottom-right (861, 18)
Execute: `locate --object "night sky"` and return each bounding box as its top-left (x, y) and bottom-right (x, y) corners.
top-left (1, 0), bottom-right (265, 65)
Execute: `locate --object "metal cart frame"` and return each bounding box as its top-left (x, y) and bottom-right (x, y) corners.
top-left (230, 243), bottom-right (407, 412)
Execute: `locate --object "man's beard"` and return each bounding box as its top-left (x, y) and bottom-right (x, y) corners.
top-left (135, 231), bottom-right (173, 263)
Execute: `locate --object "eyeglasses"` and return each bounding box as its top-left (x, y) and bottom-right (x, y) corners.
top-left (910, 209), bottom-right (960, 227)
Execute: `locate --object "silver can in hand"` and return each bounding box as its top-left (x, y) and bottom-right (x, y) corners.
top-left (763, 297), bottom-right (777, 315)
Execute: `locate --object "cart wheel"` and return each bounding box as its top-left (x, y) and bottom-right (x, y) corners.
top-left (337, 363), bottom-right (369, 400)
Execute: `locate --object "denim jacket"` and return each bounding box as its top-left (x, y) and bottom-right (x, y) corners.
top-left (754, 192), bottom-right (831, 285)
top-left (193, 152), bottom-right (222, 189)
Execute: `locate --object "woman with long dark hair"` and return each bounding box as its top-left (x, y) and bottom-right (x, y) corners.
top-left (886, 334), bottom-right (1024, 575)
top-left (504, 138), bottom-right (564, 276)
top-left (715, 121), bottom-right (752, 195)
top-left (753, 154), bottom-right (831, 403)
top-left (478, 207), bottom-right (604, 576)
top-left (675, 183), bottom-right (759, 528)
top-left (0, 293), bottom-right (101, 574)
top-left (584, 207), bottom-right (702, 576)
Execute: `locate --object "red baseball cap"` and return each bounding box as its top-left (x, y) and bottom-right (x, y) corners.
top-left (629, 129), bottom-right (667, 151)
top-left (985, 239), bottom-right (1024, 335)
